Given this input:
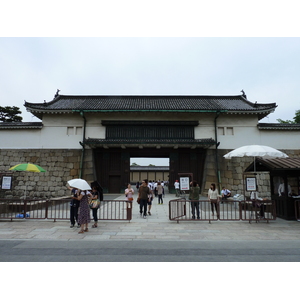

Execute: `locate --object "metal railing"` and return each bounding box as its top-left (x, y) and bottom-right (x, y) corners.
top-left (295, 200), bottom-right (300, 221)
top-left (169, 199), bottom-right (276, 223)
top-left (0, 198), bottom-right (132, 222)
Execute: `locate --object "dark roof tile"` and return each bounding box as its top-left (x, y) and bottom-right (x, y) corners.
top-left (24, 95), bottom-right (277, 120)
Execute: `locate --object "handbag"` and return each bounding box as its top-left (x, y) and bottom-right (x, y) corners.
top-left (89, 199), bottom-right (100, 209)
top-left (128, 197), bottom-right (133, 201)
top-left (137, 197), bottom-right (140, 204)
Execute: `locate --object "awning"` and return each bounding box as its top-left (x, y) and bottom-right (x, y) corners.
top-left (245, 157), bottom-right (300, 172)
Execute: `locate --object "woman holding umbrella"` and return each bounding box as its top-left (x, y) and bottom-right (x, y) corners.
top-left (68, 178), bottom-right (92, 234)
top-left (77, 189), bottom-right (91, 233)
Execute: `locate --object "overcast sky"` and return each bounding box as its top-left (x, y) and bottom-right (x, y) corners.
top-left (1, 37), bottom-right (299, 123)
top-left (1, 2), bottom-right (299, 167)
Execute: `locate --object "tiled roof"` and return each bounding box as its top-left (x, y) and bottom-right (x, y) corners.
top-left (258, 157), bottom-right (300, 170)
top-left (246, 158), bottom-right (300, 171)
top-left (258, 123), bottom-right (300, 130)
top-left (24, 94), bottom-right (277, 119)
top-left (0, 122), bottom-right (43, 129)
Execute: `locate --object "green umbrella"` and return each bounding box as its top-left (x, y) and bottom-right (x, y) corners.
top-left (9, 163), bottom-right (46, 199)
top-left (9, 163), bottom-right (46, 172)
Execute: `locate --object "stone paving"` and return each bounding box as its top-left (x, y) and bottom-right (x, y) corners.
top-left (1, 192), bottom-right (300, 242)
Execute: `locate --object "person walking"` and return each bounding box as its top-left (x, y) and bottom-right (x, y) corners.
top-left (157, 181), bottom-right (163, 204)
top-left (189, 180), bottom-right (200, 219)
top-left (208, 183), bottom-right (220, 218)
top-left (174, 180), bottom-right (180, 197)
top-left (90, 186), bottom-right (100, 228)
top-left (147, 181), bottom-right (154, 215)
top-left (77, 189), bottom-right (91, 233)
top-left (138, 179), bottom-right (152, 219)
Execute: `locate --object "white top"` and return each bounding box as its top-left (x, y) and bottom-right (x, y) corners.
top-left (80, 191), bottom-right (91, 195)
top-left (278, 183), bottom-right (292, 196)
top-left (221, 188), bottom-right (231, 196)
top-left (125, 188), bottom-right (134, 198)
top-left (208, 189), bottom-right (219, 200)
top-left (174, 182), bottom-right (179, 189)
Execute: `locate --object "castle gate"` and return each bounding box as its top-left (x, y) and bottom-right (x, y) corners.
top-left (84, 121), bottom-right (215, 193)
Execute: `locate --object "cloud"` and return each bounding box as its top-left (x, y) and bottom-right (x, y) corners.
top-left (0, 37), bottom-right (299, 123)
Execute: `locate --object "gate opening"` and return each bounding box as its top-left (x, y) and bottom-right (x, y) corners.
top-left (130, 157), bottom-right (170, 184)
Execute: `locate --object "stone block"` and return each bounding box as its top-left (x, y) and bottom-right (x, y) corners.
top-left (70, 169), bottom-right (78, 176)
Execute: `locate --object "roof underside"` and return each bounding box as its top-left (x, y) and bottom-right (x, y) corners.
top-left (24, 94), bottom-right (277, 120)
top-left (83, 138), bottom-right (215, 149)
top-left (246, 158), bottom-right (300, 171)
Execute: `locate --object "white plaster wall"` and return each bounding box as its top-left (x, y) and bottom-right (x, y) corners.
top-left (0, 130), bottom-right (42, 149)
top-left (258, 130), bottom-right (300, 149)
top-left (1, 112), bottom-right (299, 150)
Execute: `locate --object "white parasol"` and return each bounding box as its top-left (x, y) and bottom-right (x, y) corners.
top-left (224, 144), bottom-right (288, 171)
top-left (67, 178), bottom-right (91, 190)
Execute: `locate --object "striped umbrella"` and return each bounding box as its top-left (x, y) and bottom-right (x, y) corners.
top-left (9, 163), bottom-right (46, 200)
top-left (9, 163), bottom-right (46, 172)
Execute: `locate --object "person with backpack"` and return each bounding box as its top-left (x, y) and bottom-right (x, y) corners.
top-left (189, 180), bottom-right (200, 219)
top-left (67, 186), bottom-right (80, 228)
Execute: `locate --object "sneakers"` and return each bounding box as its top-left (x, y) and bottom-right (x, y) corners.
top-left (70, 225), bottom-right (74, 228)
top-left (148, 211), bottom-right (151, 215)
top-left (143, 215), bottom-right (146, 219)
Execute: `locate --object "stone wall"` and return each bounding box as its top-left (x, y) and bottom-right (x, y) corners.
top-left (203, 149), bottom-right (300, 198)
top-left (1, 148), bottom-right (299, 199)
top-left (0, 149), bottom-right (94, 199)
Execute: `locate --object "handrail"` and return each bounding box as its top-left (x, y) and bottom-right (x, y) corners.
top-left (0, 198), bottom-right (132, 222)
top-left (169, 199), bottom-right (276, 223)
top-left (295, 200), bottom-right (300, 221)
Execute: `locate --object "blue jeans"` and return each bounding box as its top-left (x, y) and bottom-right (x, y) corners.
top-left (190, 201), bottom-right (200, 219)
top-left (158, 194), bottom-right (163, 204)
top-left (91, 208), bottom-right (98, 222)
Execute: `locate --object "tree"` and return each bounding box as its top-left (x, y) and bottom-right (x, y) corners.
top-left (130, 162), bottom-right (140, 166)
top-left (277, 109), bottom-right (300, 124)
top-left (0, 106), bottom-right (23, 122)
top-left (294, 110), bottom-right (300, 123)
top-left (148, 164), bottom-right (156, 166)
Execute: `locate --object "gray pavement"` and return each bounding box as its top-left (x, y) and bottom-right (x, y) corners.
top-left (1, 192), bottom-right (300, 261)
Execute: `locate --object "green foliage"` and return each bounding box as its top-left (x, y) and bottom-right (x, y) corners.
top-left (293, 110), bottom-right (300, 123)
top-left (276, 118), bottom-right (294, 124)
top-left (0, 106), bottom-right (23, 122)
top-left (277, 110), bottom-right (300, 124)
top-left (130, 162), bottom-right (140, 166)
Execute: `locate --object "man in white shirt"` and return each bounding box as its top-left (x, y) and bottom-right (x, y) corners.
top-left (278, 182), bottom-right (292, 197)
top-left (174, 180), bottom-right (180, 197)
top-left (221, 187), bottom-right (231, 202)
top-left (147, 181), bottom-right (154, 215)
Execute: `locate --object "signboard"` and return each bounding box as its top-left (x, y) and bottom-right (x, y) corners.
top-left (180, 177), bottom-right (190, 190)
top-left (1, 176), bottom-right (12, 190)
top-left (246, 177), bottom-right (256, 191)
